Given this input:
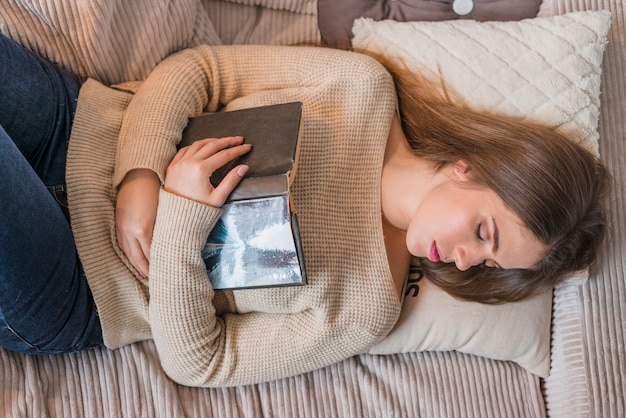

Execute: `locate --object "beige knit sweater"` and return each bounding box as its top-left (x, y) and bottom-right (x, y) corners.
top-left (67, 45), bottom-right (401, 387)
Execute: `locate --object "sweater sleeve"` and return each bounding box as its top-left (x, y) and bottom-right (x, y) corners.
top-left (114, 44), bottom-right (362, 187)
top-left (145, 45), bottom-right (399, 387)
top-left (113, 46), bottom-right (216, 187)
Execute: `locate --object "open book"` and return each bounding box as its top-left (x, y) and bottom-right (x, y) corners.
top-left (179, 102), bottom-right (306, 289)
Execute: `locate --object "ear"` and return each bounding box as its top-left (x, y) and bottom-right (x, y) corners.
top-left (452, 160), bottom-right (472, 182)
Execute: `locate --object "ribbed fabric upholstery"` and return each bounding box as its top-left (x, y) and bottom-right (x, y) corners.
top-left (201, 0), bottom-right (321, 45)
top-left (543, 1), bottom-right (626, 417)
top-left (0, 0), bottom-right (222, 84)
top-left (0, 341), bottom-right (547, 417)
top-left (216, 0), bottom-right (317, 14)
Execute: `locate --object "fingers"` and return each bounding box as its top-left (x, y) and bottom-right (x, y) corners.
top-left (165, 136), bottom-right (252, 207)
top-left (114, 169), bottom-right (159, 280)
top-left (178, 136), bottom-right (251, 173)
top-left (209, 142), bottom-right (253, 172)
top-left (185, 136), bottom-right (245, 159)
top-left (116, 230), bottom-right (150, 279)
top-left (170, 136), bottom-right (241, 166)
top-left (130, 239), bottom-right (150, 279)
top-left (210, 164), bottom-right (249, 204)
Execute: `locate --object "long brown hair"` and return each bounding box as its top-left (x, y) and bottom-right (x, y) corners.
top-left (381, 58), bottom-right (611, 304)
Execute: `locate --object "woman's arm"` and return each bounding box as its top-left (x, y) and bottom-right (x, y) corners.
top-left (115, 169), bottom-right (160, 278)
top-left (122, 45), bottom-right (398, 387)
top-left (115, 137), bottom-right (250, 278)
top-left (112, 46), bottom-right (218, 275)
top-left (113, 45), bottom-right (313, 273)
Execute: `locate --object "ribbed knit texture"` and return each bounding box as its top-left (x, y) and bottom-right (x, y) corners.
top-left (67, 45), bottom-right (401, 387)
top-left (541, 1), bottom-right (626, 417)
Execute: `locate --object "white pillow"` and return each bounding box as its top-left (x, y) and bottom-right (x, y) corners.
top-left (353, 10), bottom-right (609, 155)
top-left (353, 10), bottom-right (611, 377)
top-left (369, 271), bottom-right (553, 376)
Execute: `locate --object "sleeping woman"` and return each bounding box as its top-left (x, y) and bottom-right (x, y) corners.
top-left (0, 33), bottom-right (609, 387)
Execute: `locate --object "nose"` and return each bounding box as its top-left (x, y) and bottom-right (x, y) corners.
top-left (453, 246), bottom-right (484, 271)
top-left (454, 255), bottom-right (472, 271)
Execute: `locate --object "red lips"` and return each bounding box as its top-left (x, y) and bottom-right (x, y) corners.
top-left (429, 242), bottom-right (441, 262)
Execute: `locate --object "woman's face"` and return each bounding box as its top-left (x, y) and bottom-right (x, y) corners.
top-left (405, 168), bottom-right (547, 271)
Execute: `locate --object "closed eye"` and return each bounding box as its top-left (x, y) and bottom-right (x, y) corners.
top-left (476, 223), bottom-right (501, 269)
top-left (475, 223), bottom-right (484, 241)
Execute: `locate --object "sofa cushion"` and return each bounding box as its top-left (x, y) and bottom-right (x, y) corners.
top-left (318, 0), bottom-right (542, 48)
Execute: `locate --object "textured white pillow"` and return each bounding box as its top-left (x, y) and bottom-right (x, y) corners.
top-left (353, 10), bottom-right (609, 155)
top-left (353, 10), bottom-right (611, 377)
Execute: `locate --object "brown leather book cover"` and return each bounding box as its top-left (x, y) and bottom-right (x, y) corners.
top-left (180, 102), bottom-right (306, 289)
top-left (180, 102), bottom-right (302, 201)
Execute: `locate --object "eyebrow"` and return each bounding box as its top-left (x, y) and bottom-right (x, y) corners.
top-left (492, 218), bottom-right (500, 255)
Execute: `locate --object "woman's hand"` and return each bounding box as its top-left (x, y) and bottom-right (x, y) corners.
top-left (116, 168), bottom-right (160, 279)
top-left (164, 136), bottom-right (251, 207)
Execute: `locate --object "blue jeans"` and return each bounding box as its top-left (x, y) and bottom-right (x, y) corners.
top-left (0, 34), bottom-right (103, 354)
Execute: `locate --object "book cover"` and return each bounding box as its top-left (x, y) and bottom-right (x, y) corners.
top-left (180, 102), bottom-right (306, 290)
top-left (180, 101), bottom-right (303, 202)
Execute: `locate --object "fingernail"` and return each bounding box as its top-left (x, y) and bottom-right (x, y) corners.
top-left (237, 165), bottom-right (249, 176)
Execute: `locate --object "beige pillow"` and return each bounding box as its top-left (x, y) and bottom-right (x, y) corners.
top-left (369, 271), bottom-right (553, 376)
top-left (353, 10), bottom-right (611, 377)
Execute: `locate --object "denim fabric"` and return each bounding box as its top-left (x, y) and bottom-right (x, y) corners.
top-left (0, 33), bottom-right (103, 354)
top-left (0, 34), bottom-right (83, 221)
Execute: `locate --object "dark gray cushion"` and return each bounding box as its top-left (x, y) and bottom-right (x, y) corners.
top-left (318, 0), bottom-right (542, 49)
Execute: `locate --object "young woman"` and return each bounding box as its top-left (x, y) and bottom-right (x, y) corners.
top-left (383, 62), bottom-right (610, 304)
top-left (0, 33), bottom-right (609, 387)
